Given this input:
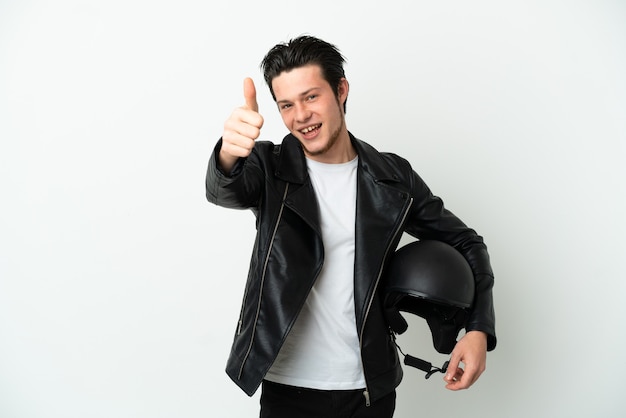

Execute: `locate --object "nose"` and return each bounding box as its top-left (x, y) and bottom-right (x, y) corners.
top-left (294, 103), bottom-right (311, 123)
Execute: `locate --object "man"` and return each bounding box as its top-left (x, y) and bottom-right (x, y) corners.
top-left (206, 35), bottom-right (496, 418)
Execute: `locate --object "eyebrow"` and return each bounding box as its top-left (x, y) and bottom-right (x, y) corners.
top-left (276, 87), bottom-right (321, 105)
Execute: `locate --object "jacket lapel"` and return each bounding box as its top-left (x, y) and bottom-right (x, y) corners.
top-left (275, 134), bottom-right (321, 236)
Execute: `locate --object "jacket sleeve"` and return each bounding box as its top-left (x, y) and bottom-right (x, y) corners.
top-left (403, 167), bottom-right (497, 351)
top-left (205, 138), bottom-right (265, 210)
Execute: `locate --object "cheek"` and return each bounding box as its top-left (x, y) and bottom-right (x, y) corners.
top-left (279, 113), bottom-right (292, 127)
top-left (280, 114), bottom-right (291, 129)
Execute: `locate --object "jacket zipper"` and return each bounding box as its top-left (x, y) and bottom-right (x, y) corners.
top-left (238, 183), bottom-right (290, 379)
top-left (360, 196), bottom-right (413, 406)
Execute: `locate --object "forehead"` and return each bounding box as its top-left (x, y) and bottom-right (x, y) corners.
top-left (272, 64), bottom-right (329, 100)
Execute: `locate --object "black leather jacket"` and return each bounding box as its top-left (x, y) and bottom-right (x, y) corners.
top-left (205, 133), bottom-right (496, 403)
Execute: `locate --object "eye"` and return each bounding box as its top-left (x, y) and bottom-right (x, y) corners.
top-left (306, 94), bottom-right (317, 101)
top-left (280, 103), bottom-right (292, 110)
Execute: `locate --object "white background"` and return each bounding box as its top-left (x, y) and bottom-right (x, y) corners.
top-left (1, 0), bottom-right (625, 417)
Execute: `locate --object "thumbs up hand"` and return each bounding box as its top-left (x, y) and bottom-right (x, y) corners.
top-left (220, 78), bottom-right (264, 174)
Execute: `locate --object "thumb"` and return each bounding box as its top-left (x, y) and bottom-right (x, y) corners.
top-left (243, 77), bottom-right (258, 112)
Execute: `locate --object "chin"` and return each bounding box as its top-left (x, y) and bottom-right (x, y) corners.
top-left (302, 141), bottom-right (329, 157)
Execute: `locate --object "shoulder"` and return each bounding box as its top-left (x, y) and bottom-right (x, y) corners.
top-left (352, 136), bottom-right (414, 180)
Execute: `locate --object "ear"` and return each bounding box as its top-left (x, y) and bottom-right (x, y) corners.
top-left (338, 77), bottom-right (349, 107)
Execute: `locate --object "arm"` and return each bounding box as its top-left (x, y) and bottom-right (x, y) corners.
top-left (206, 138), bottom-right (266, 210)
top-left (402, 168), bottom-right (496, 389)
top-left (403, 169), bottom-right (496, 344)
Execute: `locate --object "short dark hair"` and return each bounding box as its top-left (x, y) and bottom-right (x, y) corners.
top-left (260, 35), bottom-right (348, 112)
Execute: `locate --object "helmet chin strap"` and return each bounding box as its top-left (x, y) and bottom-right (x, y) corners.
top-left (392, 333), bottom-right (449, 379)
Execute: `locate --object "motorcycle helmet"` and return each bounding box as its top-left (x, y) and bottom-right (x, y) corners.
top-left (383, 240), bottom-right (475, 378)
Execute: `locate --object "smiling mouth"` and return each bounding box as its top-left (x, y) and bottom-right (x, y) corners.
top-left (300, 124), bottom-right (321, 135)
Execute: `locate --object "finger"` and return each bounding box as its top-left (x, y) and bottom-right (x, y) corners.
top-left (444, 367), bottom-right (466, 390)
top-left (450, 365), bottom-right (481, 390)
top-left (225, 110), bottom-right (262, 138)
top-left (221, 131), bottom-right (256, 158)
top-left (460, 360), bottom-right (484, 388)
top-left (243, 77), bottom-right (258, 112)
top-left (445, 360), bottom-right (484, 390)
top-left (444, 351), bottom-right (468, 390)
top-left (444, 354), bottom-right (461, 384)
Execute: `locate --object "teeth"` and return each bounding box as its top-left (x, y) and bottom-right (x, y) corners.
top-left (302, 124), bottom-right (320, 133)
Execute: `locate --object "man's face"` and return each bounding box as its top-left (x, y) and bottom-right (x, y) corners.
top-left (272, 64), bottom-right (350, 162)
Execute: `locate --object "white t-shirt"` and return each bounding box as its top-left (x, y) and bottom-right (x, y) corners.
top-left (265, 156), bottom-right (366, 390)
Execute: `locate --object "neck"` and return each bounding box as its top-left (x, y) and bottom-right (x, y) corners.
top-left (305, 125), bottom-right (356, 164)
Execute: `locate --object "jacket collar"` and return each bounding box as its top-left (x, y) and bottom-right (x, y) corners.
top-left (275, 132), bottom-right (401, 184)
